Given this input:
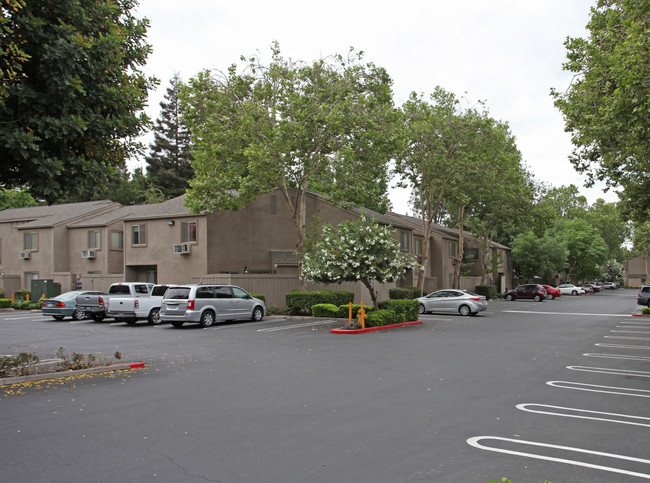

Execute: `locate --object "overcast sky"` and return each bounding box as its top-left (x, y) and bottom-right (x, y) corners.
top-left (132, 0), bottom-right (617, 214)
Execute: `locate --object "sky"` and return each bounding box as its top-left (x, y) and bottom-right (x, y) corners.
top-left (132, 0), bottom-right (618, 215)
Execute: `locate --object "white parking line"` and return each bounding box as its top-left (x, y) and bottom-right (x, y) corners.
top-left (567, 365), bottom-right (650, 377)
top-left (583, 353), bottom-right (650, 361)
top-left (516, 403), bottom-right (650, 427)
top-left (547, 380), bottom-right (650, 397)
top-left (504, 310), bottom-right (632, 317)
top-left (257, 319), bottom-right (336, 332)
top-left (611, 330), bottom-right (650, 334)
top-left (466, 436), bottom-right (650, 479)
top-left (596, 343), bottom-right (650, 350)
top-left (605, 336), bottom-right (650, 341)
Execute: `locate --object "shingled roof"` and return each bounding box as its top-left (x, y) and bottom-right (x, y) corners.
top-left (0, 200), bottom-right (119, 229)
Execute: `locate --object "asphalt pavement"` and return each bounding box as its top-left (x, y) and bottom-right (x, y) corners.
top-left (1, 289), bottom-right (648, 483)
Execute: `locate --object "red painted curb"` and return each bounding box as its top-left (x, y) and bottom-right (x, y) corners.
top-left (330, 320), bottom-right (423, 334)
top-left (633, 314), bottom-right (643, 317)
top-left (129, 362), bottom-right (146, 368)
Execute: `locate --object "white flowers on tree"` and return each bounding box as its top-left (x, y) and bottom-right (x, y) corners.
top-left (301, 215), bottom-right (420, 307)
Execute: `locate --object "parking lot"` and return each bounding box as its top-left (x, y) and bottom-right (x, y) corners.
top-left (1, 289), bottom-right (649, 482)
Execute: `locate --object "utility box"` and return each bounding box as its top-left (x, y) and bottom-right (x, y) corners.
top-left (31, 279), bottom-right (61, 300)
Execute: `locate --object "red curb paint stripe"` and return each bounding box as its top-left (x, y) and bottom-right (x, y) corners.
top-left (129, 362), bottom-right (145, 369)
top-left (633, 314), bottom-right (643, 317)
top-left (330, 320), bottom-right (422, 334)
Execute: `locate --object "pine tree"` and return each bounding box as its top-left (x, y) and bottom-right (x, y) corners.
top-left (145, 73), bottom-right (193, 199)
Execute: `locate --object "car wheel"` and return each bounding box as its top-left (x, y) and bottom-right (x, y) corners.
top-left (533, 294), bottom-right (542, 302)
top-left (571, 290), bottom-right (577, 296)
top-left (458, 304), bottom-right (471, 316)
top-left (546, 293), bottom-right (554, 300)
top-left (200, 311), bottom-right (215, 328)
top-left (505, 294), bottom-right (514, 301)
top-left (251, 306), bottom-right (264, 321)
top-left (147, 308), bottom-right (161, 325)
top-left (72, 310), bottom-right (85, 321)
top-left (52, 315), bottom-right (65, 321)
top-left (171, 321), bottom-right (184, 328)
top-left (92, 313), bottom-right (105, 322)
top-left (418, 304), bottom-right (426, 314)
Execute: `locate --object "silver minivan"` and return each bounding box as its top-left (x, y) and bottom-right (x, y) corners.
top-left (160, 284), bottom-right (266, 328)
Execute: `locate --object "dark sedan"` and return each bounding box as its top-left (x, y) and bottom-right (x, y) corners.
top-left (504, 284), bottom-right (546, 302)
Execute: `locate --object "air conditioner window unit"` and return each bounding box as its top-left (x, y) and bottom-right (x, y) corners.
top-left (173, 244), bottom-right (190, 254)
top-left (82, 250), bottom-right (96, 259)
top-left (19, 251), bottom-right (31, 259)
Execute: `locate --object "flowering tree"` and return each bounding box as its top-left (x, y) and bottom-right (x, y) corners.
top-left (301, 215), bottom-right (420, 308)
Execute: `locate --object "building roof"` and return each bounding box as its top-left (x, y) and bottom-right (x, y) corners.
top-left (0, 200), bottom-right (119, 229)
top-left (122, 195), bottom-right (194, 221)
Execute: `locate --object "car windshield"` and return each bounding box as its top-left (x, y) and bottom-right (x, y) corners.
top-left (165, 287), bottom-right (191, 299)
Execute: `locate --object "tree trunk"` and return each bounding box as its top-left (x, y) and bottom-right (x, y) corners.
top-left (279, 183), bottom-right (308, 290)
top-left (361, 279), bottom-right (379, 309)
top-left (453, 205), bottom-right (465, 289)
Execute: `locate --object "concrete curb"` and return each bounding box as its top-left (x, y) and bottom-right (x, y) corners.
top-left (0, 361), bottom-right (146, 387)
top-left (330, 320), bottom-right (423, 334)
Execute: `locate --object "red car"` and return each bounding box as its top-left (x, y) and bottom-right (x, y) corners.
top-left (542, 285), bottom-right (561, 300)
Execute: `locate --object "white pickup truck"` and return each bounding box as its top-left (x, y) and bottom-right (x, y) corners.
top-left (104, 283), bottom-right (172, 325)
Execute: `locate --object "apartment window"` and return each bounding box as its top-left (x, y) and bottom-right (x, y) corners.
top-left (88, 230), bottom-right (101, 249)
top-left (400, 231), bottom-right (410, 251)
top-left (24, 232), bottom-right (38, 251)
top-left (132, 224), bottom-right (146, 246)
top-left (449, 241), bottom-right (457, 258)
top-left (181, 221), bottom-right (197, 243)
top-left (415, 238), bottom-right (423, 256)
top-left (464, 247), bottom-right (479, 261)
top-left (111, 231), bottom-right (124, 250)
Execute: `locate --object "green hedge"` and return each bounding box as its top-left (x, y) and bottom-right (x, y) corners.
top-left (0, 299), bottom-right (11, 309)
top-left (286, 290), bottom-right (354, 315)
top-left (366, 309), bottom-right (406, 327)
top-left (311, 304), bottom-right (340, 317)
top-left (474, 285), bottom-right (497, 300)
top-left (337, 304), bottom-right (375, 319)
top-left (250, 293), bottom-right (266, 302)
top-left (13, 289), bottom-right (30, 301)
top-left (642, 307), bottom-right (650, 315)
top-left (378, 299), bottom-right (419, 322)
top-left (12, 300), bottom-right (41, 310)
top-left (0, 288), bottom-right (4, 299)
top-left (389, 287), bottom-right (423, 299)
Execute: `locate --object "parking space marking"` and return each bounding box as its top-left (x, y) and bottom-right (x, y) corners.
top-left (3, 315), bottom-right (43, 321)
top-left (503, 310), bottom-right (632, 318)
top-left (257, 319), bottom-right (337, 332)
top-left (466, 436), bottom-right (650, 479)
top-left (596, 343), bottom-right (650, 350)
top-left (547, 380), bottom-right (650, 397)
top-left (583, 353), bottom-right (650, 361)
top-left (605, 336), bottom-right (650, 341)
top-left (611, 330), bottom-right (650, 334)
top-left (567, 365), bottom-right (650, 377)
top-left (516, 403), bottom-right (650, 427)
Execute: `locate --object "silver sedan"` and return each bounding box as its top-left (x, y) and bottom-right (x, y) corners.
top-left (417, 290), bottom-right (488, 316)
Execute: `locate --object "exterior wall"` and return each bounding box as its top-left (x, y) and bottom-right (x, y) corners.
top-left (624, 255), bottom-right (649, 288)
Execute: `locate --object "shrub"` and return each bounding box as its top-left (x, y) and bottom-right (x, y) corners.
top-left (311, 304), bottom-right (340, 317)
top-left (404, 286), bottom-right (423, 298)
top-left (642, 307), bottom-right (650, 315)
top-left (337, 304), bottom-right (375, 319)
top-left (0, 288), bottom-right (4, 298)
top-left (250, 293), bottom-right (266, 302)
top-left (0, 299), bottom-right (11, 309)
top-left (285, 290), bottom-right (354, 315)
top-left (366, 309), bottom-right (405, 327)
top-left (474, 285), bottom-right (497, 300)
top-left (12, 300), bottom-right (41, 310)
top-left (13, 289), bottom-right (30, 301)
top-left (379, 299), bottom-right (419, 322)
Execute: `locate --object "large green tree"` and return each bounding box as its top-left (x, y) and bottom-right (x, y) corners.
top-left (0, 0), bottom-right (28, 105)
top-left (552, 0), bottom-right (650, 222)
top-left (0, 0), bottom-right (157, 203)
top-left (556, 218), bottom-right (609, 282)
top-left (511, 231), bottom-right (568, 284)
top-left (145, 73), bottom-right (194, 199)
top-left (181, 43), bottom-right (396, 285)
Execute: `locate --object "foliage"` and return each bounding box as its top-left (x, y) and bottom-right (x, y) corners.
top-left (12, 289), bottom-right (29, 300)
top-left (511, 231), bottom-right (568, 283)
top-left (366, 309), bottom-right (405, 327)
top-left (0, 0), bottom-right (158, 203)
top-left (642, 307), bottom-right (650, 315)
top-left (0, 299), bottom-right (10, 308)
top-left (11, 300), bottom-right (40, 310)
top-left (0, 188), bottom-right (38, 210)
top-left (337, 304), bottom-right (374, 319)
top-left (301, 214), bottom-right (420, 308)
top-left (181, 43), bottom-right (398, 285)
top-left (601, 259), bottom-right (625, 285)
top-left (630, 221), bottom-right (650, 257)
top-left (556, 218), bottom-right (609, 281)
top-left (250, 293), bottom-right (266, 302)
top-left (582, 199), bottom-right (630, 261)
top-left (311, 303), bottom-right (340, 317)
top-left (285, 289), bottom-right (354, 315)
top-left (551, 0), bottom-right (650, 222)
top-left (474, 285), bottom-right (497, 300)
top-left (378, 299), bottom-right (419, 322)
top-left (0, 0), bottom-right (28, 105)
top-left (389, 287), bottom-right (422, 299)
top-left (55, 347), bottom-right (97, 371)
top-left (0, 351), bottom-right (39, 377)
top-left (145, 73), bottom-right (194, 199)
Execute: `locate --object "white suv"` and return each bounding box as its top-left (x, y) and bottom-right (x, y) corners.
top-left (160, 284), bottom-right (266, 328)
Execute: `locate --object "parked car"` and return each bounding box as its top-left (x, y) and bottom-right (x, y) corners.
top-left (417, 289), bottom-right (487, 316)
top-left (542, 285), bottom-right (561, 300)
top-left (76, 282), bottom-right (154, 321)
top-left (581, 285), bottom-right (594, 294)
top-left (557, 284), bottom-right (585, 296)
top-left (638, 285), bottom-right (650, 307)
top-left (106, 284), bottom-right (171, 325)
top-left (160, 284), bottom-right (266, 328)
top-left (602, 282), bottom-right (617, 290)
top-left (41, 290), bottom-right (104, 321)
top-left (583, 283), bottom-right (601, 293)
top-left (504, 284), bottom-right (546, 302)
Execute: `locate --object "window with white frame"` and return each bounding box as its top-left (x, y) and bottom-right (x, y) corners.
top-left (132, 224), bottom-right (146, 246)
top-left (111, 231), bottom-right (124, 250)
top-left (88, 230), bottom-right (101, 249)
top-left (400, 231), bottom-right (409, 251)
top-left (24, 232), bottom-right (38, 251)
top-left (181, 221), bottom-right (197, 243)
